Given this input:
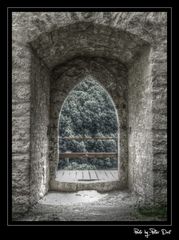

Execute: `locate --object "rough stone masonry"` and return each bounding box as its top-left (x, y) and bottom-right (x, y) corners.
top-left (12, 12), bottom-right (167, 217)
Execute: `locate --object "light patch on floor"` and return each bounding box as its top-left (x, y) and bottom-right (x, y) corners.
top-left (38, 190), bottom-right (108, 205)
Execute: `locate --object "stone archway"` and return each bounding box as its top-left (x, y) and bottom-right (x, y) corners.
top-left (12, 13), bottom-right (167, 215)
top-left (29, 22), bottom-right (151, 204)
top-left (49, 58), bottom-right (126, 191)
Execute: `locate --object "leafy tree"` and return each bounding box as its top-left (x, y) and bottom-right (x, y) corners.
top-left (58, 76), bottom-right (118, 169)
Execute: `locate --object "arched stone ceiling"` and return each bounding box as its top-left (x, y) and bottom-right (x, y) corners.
top-left (30, 22), bottom-right (150, 70)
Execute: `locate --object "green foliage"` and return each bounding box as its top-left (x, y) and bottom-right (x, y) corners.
top-left (58, 157), bottom-right (117, 170)
top-left (138, 206), bottom-right (167, 218)
top-left (59, 77), bottom-right (118, 169)
top-left (64, 162), bottom-right (97, 170)
top-left (131, 206), bottom-right (167, 221)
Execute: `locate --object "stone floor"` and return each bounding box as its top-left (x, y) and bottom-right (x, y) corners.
top-left (13, 190), bottom-right (167, 222)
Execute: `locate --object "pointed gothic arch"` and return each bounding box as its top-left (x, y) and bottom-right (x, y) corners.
top-left (56, 76), bottom-right (120, 186)
top-left (49, 58), bottom-right (127, 191)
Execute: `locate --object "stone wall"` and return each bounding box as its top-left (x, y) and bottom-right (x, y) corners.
top-left (12, 12), bottom-right (168, 215)
top-left (29, 52), bottom-right (50, 205)
top-left (12, 41), bottom-right (31, 213)
top-left (128, 46), bottom-right (153, 203)
top-left (150, 35), bottom-right (167, 207)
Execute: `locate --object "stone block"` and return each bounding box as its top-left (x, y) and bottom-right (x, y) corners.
top-left (153, 153), bottom-right (167, 170)
top-left (154, 186), bottom-right (167, 205)
top-left (151, 62), bottom-right (167, 76)
top-left (12, 42), bottom-right (31, 69)
top-left (12, 83), bottom-right (30, 102)
top-left (152, 112), bottom-right (167, 130)
top-left (12, 139), bottom-right (30, 154)
top-left (12, 102), bottom-right (30, 117)
top-left (12, 117), bottom-right (30, 153)
top-left (152, 86), bottom-right (167, 110)
top-left (12, 153), bottom-right (30, 163)
top-left (12, 196), bottom-right (29, 214)
top-left (153, 170), bottom-right (167, 187)
top-left (12, 67), bottom-right (31, 84)
top-left (152, 74), bottom-right (167, 87)
top-left (12, 116), bottom-right (30, 130)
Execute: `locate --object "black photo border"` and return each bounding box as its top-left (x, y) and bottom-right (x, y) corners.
top-left (0, 1), bottom-right (175, 237)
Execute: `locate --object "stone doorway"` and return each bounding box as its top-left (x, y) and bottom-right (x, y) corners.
top-left (53, 77), bottom-right (120, 191)
top-left (48, 56), bottom-right (129, 193)
top-left (24, 23), bottom-right (152, 204)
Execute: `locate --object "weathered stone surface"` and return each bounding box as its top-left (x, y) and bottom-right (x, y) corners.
top-left (29, 52), bottom-right (50, 205)
top-left (30, 22), bottom-right (148, 70)
top-left (13, 191), bottom-right (166, 221)
top-left (152, 74), bottom-right (167, 87)
top-left (153, 153), bottom-right (167, 171)
top-left (12, 12), bottom-right (167, 44)
top-left (12, 195), bottom-right (30, 214)
top-left (12, 12), bottom-right (167, 216)
top-left (152, 86), bottom-right (167, 109)
top-left (153, 112), bottom-right (167, 130)
top-left (12, 83), bottom-right (30, 102)
top-left (153, 130), bottom-right (167, 155)
top-left (12, 42), bottom-right (31, 69)
top-left (12, 116), bottom-right (30, 154)
top-left (12, 154), bottom-right (30, 213)
top-left (12, 116), bottom-right (30, 130)
top-left (153, 170), bottom-right (167, 187)
top-left (12, 138), bottom-right (30, 153)
top-left (49, 57), bottom-right (128, 188)
top-left (12, 102), bottom-right (30, 117)
top-left (128, 46), bottom-right (153, 202)
top-left (12, 67), bottom-right (31, 84)
top-left (153, 187), bottom-right (167, 206)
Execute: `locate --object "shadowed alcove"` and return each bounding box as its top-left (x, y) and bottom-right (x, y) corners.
top-left (29, 22), bottom-right (152, 205)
